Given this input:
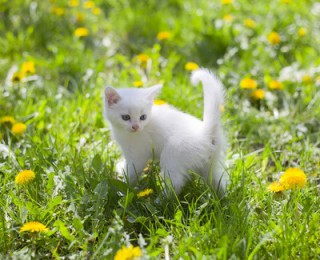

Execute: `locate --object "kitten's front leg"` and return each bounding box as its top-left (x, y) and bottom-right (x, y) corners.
top-left (123, 157), bottom-right (149, 185)
top-left (126, 160), bottom-right (140, 185)
top-left (160, 169), bottom-right (188, 195)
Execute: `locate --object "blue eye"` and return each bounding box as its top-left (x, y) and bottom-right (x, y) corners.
top-left (140, 114), bottom-right (147, 120)
top-left (121, 115), bottom-right (131, 121)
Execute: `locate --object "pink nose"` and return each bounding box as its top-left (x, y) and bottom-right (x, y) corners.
top-left (132, 124), bottom-right (139, 131)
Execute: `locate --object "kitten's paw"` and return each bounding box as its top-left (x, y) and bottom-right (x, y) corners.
top-left (115, 159), bottom-right (141, 185)
top-left (160, 171), bottom-right (185, 197)
top-left (115, 158), bottom-right (127, 180)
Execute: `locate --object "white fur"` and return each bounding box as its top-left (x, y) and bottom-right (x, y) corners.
top-left (104, 69), bottom-right (227, 194)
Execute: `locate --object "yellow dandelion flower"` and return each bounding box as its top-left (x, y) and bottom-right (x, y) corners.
top-left (15, 170), bottom-right (35, 185)
top-left (298, 27), bottom-right (307, 37)
top-left (240, 78), bottom-right (257, 89)
top-left (135, 54), bottom-right (150, 69)
top-left (74, 27), bottom-right (89, 37)
top-left (244, 18), bottom-right (256, 28)
top-left (11, 123), bottom-right (27, 135)
top-left (11, 72), bottom-right (24, 83)
top-left (68, 0), bottom-right (79, 7)
top-left (136, 53), bottom-right (150, 63)
top-left (20, 221), bottom-right (48, 233)
top-left (21, 61), bottom-right (36, 76)
top-left (269, 80), bottom-right (284, 90)
top-left (154, 99), bottom-right (166, 106)
top-left (185, 62), bottom-right (199, 71)
top-left (221, 0), bottom-right (233, 5)
top-left (137, 188), bottom-right (153, 198)
top-left (157, 31), bottom-right (171, 41)
top-left (219, 104), bottom-right (225, 112)
top-left (0, 116), bottom-right (15, 125)
top-left (133, 81), bottom-right (144, 87)
top-left (52, 7), bottom-right (65, 16)
top-left (251, 89), bottom-right (265, 100)
top-left (267, 181), bottom-right (285, 192)
top-left (267, 32), bottom-right (281, 45)
top-left (114, 245), bottom-right (142, 260)
top-left (302, 74), bottom-right (312, 84)
top-left (76, 13), bottom-right (84, 23)
top-left (92, 7), bottom-right (101, 15)
top-left (223, 14), bottom-right (234, 22)
top-left (279, 168), bottom-right (307, 189)
top-left (84, 1), bottom-right (95, 9)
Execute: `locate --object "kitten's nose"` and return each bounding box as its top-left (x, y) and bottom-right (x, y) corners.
top-left (132, 124), bottom-right (139, 131)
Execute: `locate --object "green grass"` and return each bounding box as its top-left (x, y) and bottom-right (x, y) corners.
top-left (1, 0), bottom-right (320, 259)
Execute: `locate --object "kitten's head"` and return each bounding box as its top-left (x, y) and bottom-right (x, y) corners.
top-left (104, 84), bottom-right (162, 133)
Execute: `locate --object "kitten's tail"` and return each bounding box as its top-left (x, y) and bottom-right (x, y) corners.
top-left (191, 68), bottom-right (224, 136)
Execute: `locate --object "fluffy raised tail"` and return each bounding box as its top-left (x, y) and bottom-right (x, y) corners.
top-left (191, 68), bottom-right (227, 195)
top-left (191, 68), bottom-right (224, 136)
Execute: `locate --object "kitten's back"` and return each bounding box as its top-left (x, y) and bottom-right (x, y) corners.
top-left (148, 104), bottom-right (203, 136)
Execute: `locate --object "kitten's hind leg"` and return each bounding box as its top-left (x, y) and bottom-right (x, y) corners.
top-left (203, 161), bottom-right (228, 197)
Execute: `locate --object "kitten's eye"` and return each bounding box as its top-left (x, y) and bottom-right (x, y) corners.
top-left (140, 114), bottom-right (147, 120)
top-left (121, 114), bottom-right (131, 121)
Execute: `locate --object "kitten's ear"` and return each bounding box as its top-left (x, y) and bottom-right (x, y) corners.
top-left (147, 84), bottom-right (163, 99)
top-left (105, 86), bottom-right (121, 106)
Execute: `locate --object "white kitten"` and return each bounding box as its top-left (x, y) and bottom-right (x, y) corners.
top-left (104, 69), bottom-right (227, 195)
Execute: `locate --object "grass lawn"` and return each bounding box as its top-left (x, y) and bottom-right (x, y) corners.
top-left (1, 0), bottom-right (319, 259)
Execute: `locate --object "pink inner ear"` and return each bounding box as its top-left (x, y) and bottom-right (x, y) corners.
top-left (107, 93), bottom-right (120, 106)
top-left (105, 87), bottom-right (121, 106)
